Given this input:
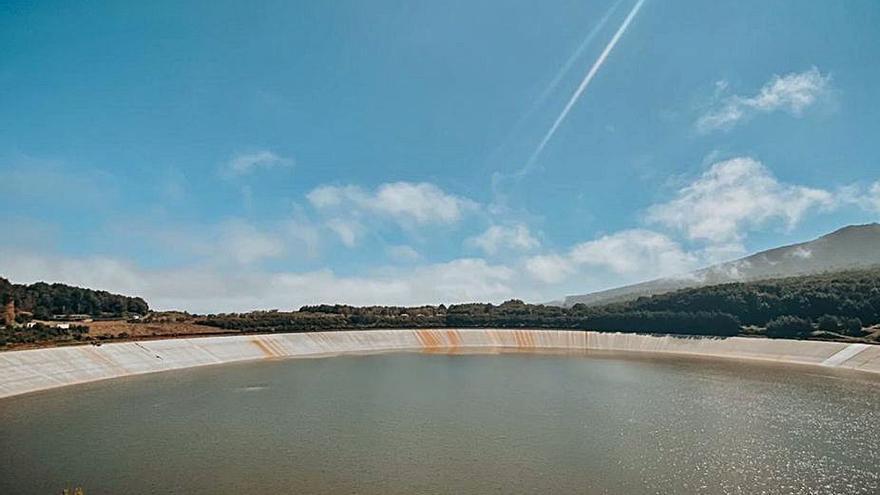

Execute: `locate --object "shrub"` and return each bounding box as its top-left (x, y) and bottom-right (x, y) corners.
top-left (816, 315), bottom-right (840, 332)
top-left (842, 317), bottom-right (863, 337)
top-left (765, 315), bottom-right (813, 339)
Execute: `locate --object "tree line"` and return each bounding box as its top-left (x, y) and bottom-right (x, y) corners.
top-left (197, 268), bottom-right (880, 341)
top-left (0, 277), bottom-right (149, 320)
top-left (4, 267), bottom-right (879, 347)
top-left (198, 300), bottom-right (741, 337)
top-left (596, 267), bottom-right (880, 336)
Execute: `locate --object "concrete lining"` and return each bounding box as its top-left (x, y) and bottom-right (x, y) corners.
top-left (1, 329), bottom-right (878, 399)
top-left (821, 343), bottom-right (871, 367)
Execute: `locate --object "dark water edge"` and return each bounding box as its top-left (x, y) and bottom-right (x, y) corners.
top-left (1, 352), bottom-right (878, 494)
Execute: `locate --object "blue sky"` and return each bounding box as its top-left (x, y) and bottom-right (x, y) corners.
top-left (2, 0), bottom-right (879, 312)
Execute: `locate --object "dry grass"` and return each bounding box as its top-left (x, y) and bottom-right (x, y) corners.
top-left (86, 320), bottom-right (228, 338)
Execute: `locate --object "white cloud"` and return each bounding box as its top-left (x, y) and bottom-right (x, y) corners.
top-left (386, 245), bottom-right (421, 262)
top-left (836, 180), bottom-right (880, 215)
top-left (401, 258), bottom-right (515, 302)
top-left (306, 185), bottom-right (360, 209)
top-left (123, 218), bottom-right (291, 266)
top-left (0, 156), bottom-right (120, 208)
top-left (326, 218), bottom-right (361, 248)
top-left (223, 150), bottom-right (293, 177)
top-left (467, 224), bottom-right (539, 255)
top-left (218, 220), bottom-right (285, 264)
top-left (307, 181), bottom-right (477, 226)
top-left (568, 229), bottom-right (697, 274)
top-left (373, 182), bottom-right (476, 224)
top-left (524, 229), bottom-right (697, 285)
top-left (524, 254), bottom-right (574, 284)
top-left (646, 157), bottom-right (835, 245)
top-left (697, 67), bottom-right (831, 133)
top-left (866, 182), bottom-right (880, 213)
top-left (697, 242), bottom-right (748, 265)
top-left (0, 251), bottom-right (516, 313)
top-left (283, 211), bottom-right (322, 259)
top-left (789, 246), bottom-right (813, 259)
top-left (1, 254), bottom-right (145, 297)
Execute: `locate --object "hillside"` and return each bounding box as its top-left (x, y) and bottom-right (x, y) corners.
top-left (0, 277), bottom-right (149, 321)
top-left (561, 223), bottom-right (880, 307)
top-left (597, 267), bottom-right (880, 330)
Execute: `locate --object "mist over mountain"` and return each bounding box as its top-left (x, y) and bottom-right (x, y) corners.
top-left (560, 223), bottom-right (880, 307)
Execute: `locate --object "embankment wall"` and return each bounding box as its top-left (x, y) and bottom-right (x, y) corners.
top-left (1, 329), bottom-right (878, 398)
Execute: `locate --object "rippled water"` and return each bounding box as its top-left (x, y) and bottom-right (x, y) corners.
top-left (1, 351), bottom-right (878, 494)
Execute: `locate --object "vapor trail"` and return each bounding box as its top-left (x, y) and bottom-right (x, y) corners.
top-left (534, 0), bottom-right (625, 108)
top-left (522, 0), bottom-right (646, 174)
top-left (486, 0), bottom-right (624, 166)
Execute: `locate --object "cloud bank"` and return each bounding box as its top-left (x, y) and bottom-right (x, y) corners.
top-left (0, 251), bottom-right (517, 313)
top-left (308, 182), bottom-right (477, 227)
top-left (525, 229), bottom-right (697, 284)
top-left (646, 157), bottom-right (835, 245)
top-left (3, 153), bottom-right (874, 313)
top-left (467, 224), bottom-right (540, 255)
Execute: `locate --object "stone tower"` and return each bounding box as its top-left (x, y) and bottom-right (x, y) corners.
top-left (3, 297), bottom-right (14, 327)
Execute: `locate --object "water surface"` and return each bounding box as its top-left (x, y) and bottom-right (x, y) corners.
top-left (1, 351), bottom-right (878, 494)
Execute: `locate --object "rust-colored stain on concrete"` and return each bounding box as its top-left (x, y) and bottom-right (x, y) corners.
top-left (416, 329), bottom-right (437, 349)
top-left (416, 329), bottom-right (457, 353)
top-left (445, 330), bottom-right (462, 348)
top-left (513, 330), bottom-right (536, 349)
top-left (485, 329), bottom-right (502, 348)
top-left (263, 337), bottom-right (292, 357)
top-left (271, 337), bottom-right (293, 356)
top-left (251, 337), bottom-right (281, 358)
top-left (306, 332), bottom-right (332, 350)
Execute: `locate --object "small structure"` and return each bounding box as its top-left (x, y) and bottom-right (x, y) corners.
top-left (3, 298), bottom-right (15, 327)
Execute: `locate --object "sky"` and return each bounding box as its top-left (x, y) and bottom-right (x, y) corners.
top-left (1, 0), bottom-right (879, 312)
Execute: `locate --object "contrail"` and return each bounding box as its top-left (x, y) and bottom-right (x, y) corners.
top-left (533, 0), bottom-right (625, 108)
top-left (522, 0), bottom-right (646, 174)
top-left (485, 0), bottom-right (624, 166)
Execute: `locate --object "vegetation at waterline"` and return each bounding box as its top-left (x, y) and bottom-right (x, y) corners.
top-left (2, 268), bottom-right (879, 348)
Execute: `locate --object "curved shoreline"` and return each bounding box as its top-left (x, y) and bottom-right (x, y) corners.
top-left (1, 329), bottom-right (878, 399)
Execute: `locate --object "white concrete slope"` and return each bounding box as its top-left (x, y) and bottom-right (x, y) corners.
top-left (1, 329), bottom-right (878, 399)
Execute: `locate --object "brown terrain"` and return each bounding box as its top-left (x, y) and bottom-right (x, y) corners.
top-left (2, 315), bottom-right (238, 351)
top-left (86, 320), bottom-right (226, 339)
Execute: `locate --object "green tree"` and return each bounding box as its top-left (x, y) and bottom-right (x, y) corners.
top-left (765, 316), bottom-right (813, 339)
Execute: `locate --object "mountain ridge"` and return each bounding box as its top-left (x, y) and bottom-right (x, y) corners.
top-left (559, 223), bottom-right (880, 308)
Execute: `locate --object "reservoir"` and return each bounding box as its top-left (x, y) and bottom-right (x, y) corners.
top-left (1, 351), bottom-right (878, 494)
